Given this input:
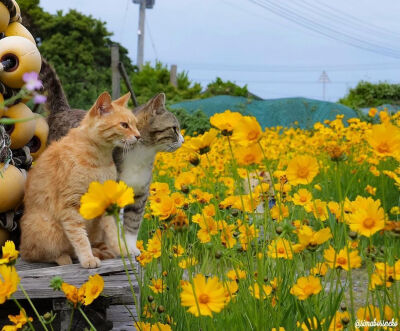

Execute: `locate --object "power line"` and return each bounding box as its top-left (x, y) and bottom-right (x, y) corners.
top-left (247, 0), bottom-right (400, 59)
top-left (169, 61), bottom-right (400, 72)
top-left (146, 18), bottom-right (159, 60)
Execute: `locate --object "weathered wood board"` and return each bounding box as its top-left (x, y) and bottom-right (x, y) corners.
top-left (0, 258), bottom-right (141, 330)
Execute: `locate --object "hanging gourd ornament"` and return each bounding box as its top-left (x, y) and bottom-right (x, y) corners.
top-left (0, 36), bottom-right (41, 88)
top-left (28, 115), bottom-right (49, 160)
top-left (5, 22), bottom-right (35, 44)
top-left (0, 163), bottom-right (25, 213)
top-left (3, 103), bottom-right (36, 149)
top-left (0, 1), bottom-right (10, 33)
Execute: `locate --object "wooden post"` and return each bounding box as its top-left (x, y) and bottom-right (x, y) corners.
top-left (170, 64), bottom-right (177, 87)
top-left (111, 44), bottom-right (120, 99)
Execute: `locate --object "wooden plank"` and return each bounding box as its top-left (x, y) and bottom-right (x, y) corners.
top-left (16, 258), bottom-right (139, 278)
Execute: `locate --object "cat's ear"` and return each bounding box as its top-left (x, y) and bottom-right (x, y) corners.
top-left (150, 93), bottom-right (166, 115)
top-left (90, 92), bottom-right (112, 117)
top-left (114, 92), bottom-right (131, 107)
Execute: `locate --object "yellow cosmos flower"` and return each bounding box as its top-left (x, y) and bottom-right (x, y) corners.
top-left (172, 244), bottom-right (185, 257)
top-left (270, 204), bottom-right (289, 222)
top-left (180, 274), bottom-right (227, 316)
top-left (293, 225), bottom-right (332, 252)
top-left (61, 282), bottom-right (80, 307)
top-left (328, 311), bottom-right (350, 331)
top-left (220, 224), bottom-right (237, 248)
top-left (310, 262), bottom-right (329, 277)
top-left (0, 265), bottom-right (19, 304)
top-left (178, 257), bottom-right (198, 269)
top-left (224, 280), bottom-right (239, 303)
top-left (290, 275), bottom-right (322, 300)
top-left (7, 309), bottom-right (33, 329)
top-left (183, 129), bottom-right (218, 154)
top-left (147, 231), bottom-right (162, 258)
top-left (348, 196), bottom-right (385, 237)
top-left (323, 246), bottom-right (362, 271)
top-left (149, 278), bottom-right (166, 294)
top-left (368, 108), bottom-right (377, 117)
top-left (174, 171), bottom-right (196, 191)
top-left (135, 321), bottom-right (172, 331)
top-left (367, 122), bottom-right (400, 159)
top-left (231, 116), bottom-right (262, 146)
top-left (197, 217), bottom-right (218, 243)
top-left (151, 195), bottom-right (177, 220)
top-left (210, 110), bottom-right (243, 134)
top-left (234, 144), bottom-right (262, 166)
top-left (82, 274), bottom-right (104, 306)
top-left (292, 189), bottom-right (312, 206)
top-left (286, 155), bottom-right (319, 185)
top-left (267, 238), bottom-right (293, 260)
top-left (305, 199), bottom-right (329, 221)
top-left (0, 241), bottom-right (19, 265)
top-left (365, 185), bottom-right (376, 196)
top-left (226, 268), bottom-right (246, 281)
top-left (80, 180), bottom-right (134, 220)
top-left (248, 283), bottom-right (272, 300)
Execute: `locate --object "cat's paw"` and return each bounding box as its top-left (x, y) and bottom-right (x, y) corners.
top-left (80, 256), bottom-right (101, 269)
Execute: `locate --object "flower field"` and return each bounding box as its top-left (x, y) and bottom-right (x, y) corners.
top-left (136, 109), bottom-right (400, 330)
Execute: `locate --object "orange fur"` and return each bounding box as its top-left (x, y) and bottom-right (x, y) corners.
top-left (20, 92), bottom-right (140, 268)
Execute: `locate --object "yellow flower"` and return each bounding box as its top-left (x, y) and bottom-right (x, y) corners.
top-left (172, 244), bottom-right (185, 257)
top-left (210, 110), bottom-right (243, 134)
top-left (61, 282), bottom-right (79, 307)
top-left (226, 268), bottom-right (246, 281)
top-left (135, 321), bottom-right (172, 331)
top-left (7, 309), bottom-right (33, 329)
top-left (80, 180), bottom-right (134, 219)
top-left (220, 224), bottom-right (237, 248)
top-left (82, 274), bottom-right (104, 305)
top-left (310, 262), bottom-right (329, 277)
top-left (293, 225), bottom-right (332, 252)
top-left (180, 274), bottom-right (227, 316)
top-left (305, 199), bottom-right (329, 221)
top-left (183, 129), bottom-right (218, 154)
top-left (365, 185), bottom-right (376, 196)
top-left (197, 217), bottom-right (218, 243)
top-left (231, 116), bottom-right (262, 146)
top-left (151, 195), bottom-right (177, 220)
top-left (368, 108), bottom-right (377, 117)
top-left (234, 144), bottom-right (262, 166)
top-left (267, 238), bottom-right (293, 260)
top-left (286, 155), bottom-right (319, 185)
top-left (290, 275), bottom-right (322, 300)
top-left (348, 196), bottom-right (385, 237)
top-left (367, 122), bottom-right (400, 159)
top-left (328, 311), bottom-right (350, 330)
top-left (174, 171), bottom-right (196, 191)
top-left (178, 257), bottom-right (198, 269)
top-left (0, 265), bottom-right (19, 304)
top-left (149, 278), bottom-right (166, 294)
top-left (147, 231), bottom-right (162, 258)
top-left (323, 246), bottom-right (362, 271)
top-left (248, 283), bottom-right (272, 300)
top-left (292, 189), bottom-right (312, 206)
top-left (270, 204), bottom-right (289, 222)
top-left (224, 280), bottom-right (239, 303)
top-left (0, 241), bottom-right (19, 265)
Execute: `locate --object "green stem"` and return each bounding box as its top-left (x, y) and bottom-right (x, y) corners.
top-left (67, 308), bottom-right (74, 331)
top-left (78, 306), bottom-right (97, 331)
top-left (18, 284), bottom-right (49, 331)
top-left (11, 297), bottom-right (35, 331)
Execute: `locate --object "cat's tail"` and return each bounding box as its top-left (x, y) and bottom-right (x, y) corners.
top-left (40, 57), bottom-right (70, 115)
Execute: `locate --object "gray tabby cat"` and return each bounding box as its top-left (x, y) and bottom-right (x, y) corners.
top-left (40, 59), bottom-right (184, 255)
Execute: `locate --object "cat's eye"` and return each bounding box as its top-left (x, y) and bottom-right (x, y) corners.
top-left (120, 122), bottom-right (129, 129)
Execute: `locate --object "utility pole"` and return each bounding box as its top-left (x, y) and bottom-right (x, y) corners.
top-left (318, 71), bottom-right (330, 101)
top-left (137, 0), bottom-right (145, 70)
top-left (111, 44), bottom-right (120, 99)
top-left (133, 0), bottom-right (155, 70)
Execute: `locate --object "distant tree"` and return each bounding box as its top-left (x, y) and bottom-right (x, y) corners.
top-left (339, 81), bottom-right (400, 109)
top-left (202, 77), bottom-right (249, 98)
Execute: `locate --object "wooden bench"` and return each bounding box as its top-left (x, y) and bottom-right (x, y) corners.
top-left (0, 259), bottom-right (141, 331)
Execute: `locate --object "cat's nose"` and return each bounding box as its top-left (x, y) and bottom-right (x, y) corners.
top-left (135, 134), bottom-right (141, 140)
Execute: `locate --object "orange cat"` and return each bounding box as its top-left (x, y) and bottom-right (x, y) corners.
top-left (20, 92), bottom-right (140, 268)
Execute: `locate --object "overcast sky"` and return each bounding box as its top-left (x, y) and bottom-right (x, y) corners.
top-left (40, 0), bottom-right (400, 102)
